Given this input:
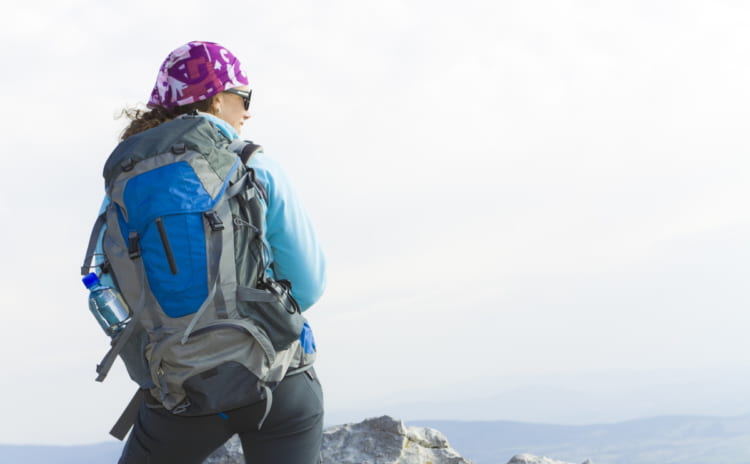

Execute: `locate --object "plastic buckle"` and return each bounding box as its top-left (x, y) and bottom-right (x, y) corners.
top-left (171, 143), bottom-right (186, 155)
top-left (204, 211), bottom-right (224, 231)
top-left (128, 232), bottom-right (141, 259)
top-left (121, 159), bottom-right (135, 172)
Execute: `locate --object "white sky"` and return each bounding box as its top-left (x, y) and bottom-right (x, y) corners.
top-left (1, 0), bottom-right (750, 445)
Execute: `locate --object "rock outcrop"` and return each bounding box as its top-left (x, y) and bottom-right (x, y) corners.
top-left (203, 415), bottom-right (593, 464)
top-left (204, 415), bottom-right (469, 463)
top-left (321, 415), bottom-right (471, 464)
top-left (203, 435), bottom-right (243, 464)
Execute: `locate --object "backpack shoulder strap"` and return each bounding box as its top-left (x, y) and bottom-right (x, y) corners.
top-left (227, 140), bottom-right (268, 204)
top-left (228, 139), bottom-right (263, 165)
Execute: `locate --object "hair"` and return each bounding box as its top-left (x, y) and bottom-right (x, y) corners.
top-left (119, 97), bottom-right (215, 140)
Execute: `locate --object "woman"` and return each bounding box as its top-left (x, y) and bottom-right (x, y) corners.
top-left (111, 41), bottom-right (327, 464)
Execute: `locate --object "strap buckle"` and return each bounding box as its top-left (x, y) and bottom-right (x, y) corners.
top-left (204, 211), bottom-right (224, 231)
top-left (128, 231), bottom-right (141, 259)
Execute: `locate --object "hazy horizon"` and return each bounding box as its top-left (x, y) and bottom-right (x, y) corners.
top-left (2, 363), bottom-right (747, 446)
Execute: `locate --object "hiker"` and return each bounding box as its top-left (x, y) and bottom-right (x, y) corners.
top-left (88, 41), bottom-right (326, 464)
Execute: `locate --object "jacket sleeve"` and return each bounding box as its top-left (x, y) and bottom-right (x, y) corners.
top-left (249, 152), bottom-right (327, 311)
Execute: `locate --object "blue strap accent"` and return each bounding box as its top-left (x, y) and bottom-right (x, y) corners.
top-left (299, 321), bottom-right (316, 354)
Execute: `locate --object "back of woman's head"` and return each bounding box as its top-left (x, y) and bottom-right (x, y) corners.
top-left (120, 99), bottom-right (212, 140)
top-left (121, 41), bottom-right (249, 140)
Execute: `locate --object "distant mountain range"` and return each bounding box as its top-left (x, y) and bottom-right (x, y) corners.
top-left (3, 414), bottom-right (749, 464)
top-left (0, 442), bottom-right (122, 464)
top-left (409, 414), bottom-right (750, 464)
top-left (326, 365), bottom-right (750, 428)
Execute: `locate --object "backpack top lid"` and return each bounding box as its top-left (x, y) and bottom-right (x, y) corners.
top-left (104, 115), bottom-right (229, 189)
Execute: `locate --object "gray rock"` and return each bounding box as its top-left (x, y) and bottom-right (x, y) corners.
top-left (321, 415), bottom-right (471, 464)
top-left (204, 435), bottom-right (243, 464)
top-left (203, 416), bottom-right (593, 464)
top-left (507, 454), bottom-right (594, 464)
top-left (204, 415), bottom-right (472, 464)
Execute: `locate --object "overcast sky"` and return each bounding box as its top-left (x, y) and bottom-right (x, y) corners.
top-left (1, 0), bottom-right (749, 445)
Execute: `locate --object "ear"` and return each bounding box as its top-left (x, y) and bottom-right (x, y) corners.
top-left (210, 94), bottom-right (225, 114)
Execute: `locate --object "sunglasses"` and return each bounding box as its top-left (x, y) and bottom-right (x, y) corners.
top-left (224, 88), bottom-right (252, 111)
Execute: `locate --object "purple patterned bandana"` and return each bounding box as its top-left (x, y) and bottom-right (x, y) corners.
top-left (148, 41), bottom-right (249, 109)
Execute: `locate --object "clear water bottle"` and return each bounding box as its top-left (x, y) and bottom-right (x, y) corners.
top-left (82, 272), bottom-right (131, 336)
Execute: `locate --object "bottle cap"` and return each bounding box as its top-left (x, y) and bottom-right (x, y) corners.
top-left (82, 272), bottom-right (100, 289)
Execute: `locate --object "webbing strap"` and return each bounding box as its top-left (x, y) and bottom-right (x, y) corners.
top-left (227, 139), bottom-right (263, 165)
top-left (95, 303), bottom-right (142, 382)
top-left (181, 278), bottom-right (217, 345)
top-left (81, 212), bottom-right (106, 275)
top-left (237, 286), bottom-right (277, 303)
top-left (110, 389), bottom-right (145, 440)
top-left (285, 363), bottom-right (313, 378)
top-left (95, 249), bottom-right (148, 382)
top-left (181, 200), bottom-right (227, 343)
top-left (257, 384), bottom-right (273, 431)
top-left (254, 366), bottom-right (312, 431)
top-left (225, 172), bottom-right (251, 200)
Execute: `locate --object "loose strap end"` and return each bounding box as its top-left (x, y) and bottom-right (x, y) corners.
top-left (110, 389), bottom-right (145, 440)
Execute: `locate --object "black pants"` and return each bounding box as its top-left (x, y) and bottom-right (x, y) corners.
top-left (118, 369), bottom-right (324, 464)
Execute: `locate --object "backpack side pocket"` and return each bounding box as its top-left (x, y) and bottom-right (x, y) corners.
top-left (237, 280), bottom-right (305, 351)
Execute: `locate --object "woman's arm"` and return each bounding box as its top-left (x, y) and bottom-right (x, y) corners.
top-left (249, 152), bottom-right (327, 311)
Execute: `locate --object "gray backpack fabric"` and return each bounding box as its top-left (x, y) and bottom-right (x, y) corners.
top-left (82, 115), bottom-right (314, 439)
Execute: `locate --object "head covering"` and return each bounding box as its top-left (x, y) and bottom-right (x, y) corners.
top-left (148, 41), bottom-right (249, 109)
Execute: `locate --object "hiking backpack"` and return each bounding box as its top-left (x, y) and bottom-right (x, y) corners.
top-left (81, 115), bottom-right (314, 439)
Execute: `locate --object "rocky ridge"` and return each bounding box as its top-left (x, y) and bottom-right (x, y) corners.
top-left (204, 415), bottom-right (592, 464)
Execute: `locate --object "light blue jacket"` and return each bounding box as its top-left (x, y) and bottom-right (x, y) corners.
top-left (95, 113), bottom-right (326, 312)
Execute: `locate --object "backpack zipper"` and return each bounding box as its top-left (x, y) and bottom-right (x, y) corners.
top-left (155, 217), bottom-right (178, 274)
